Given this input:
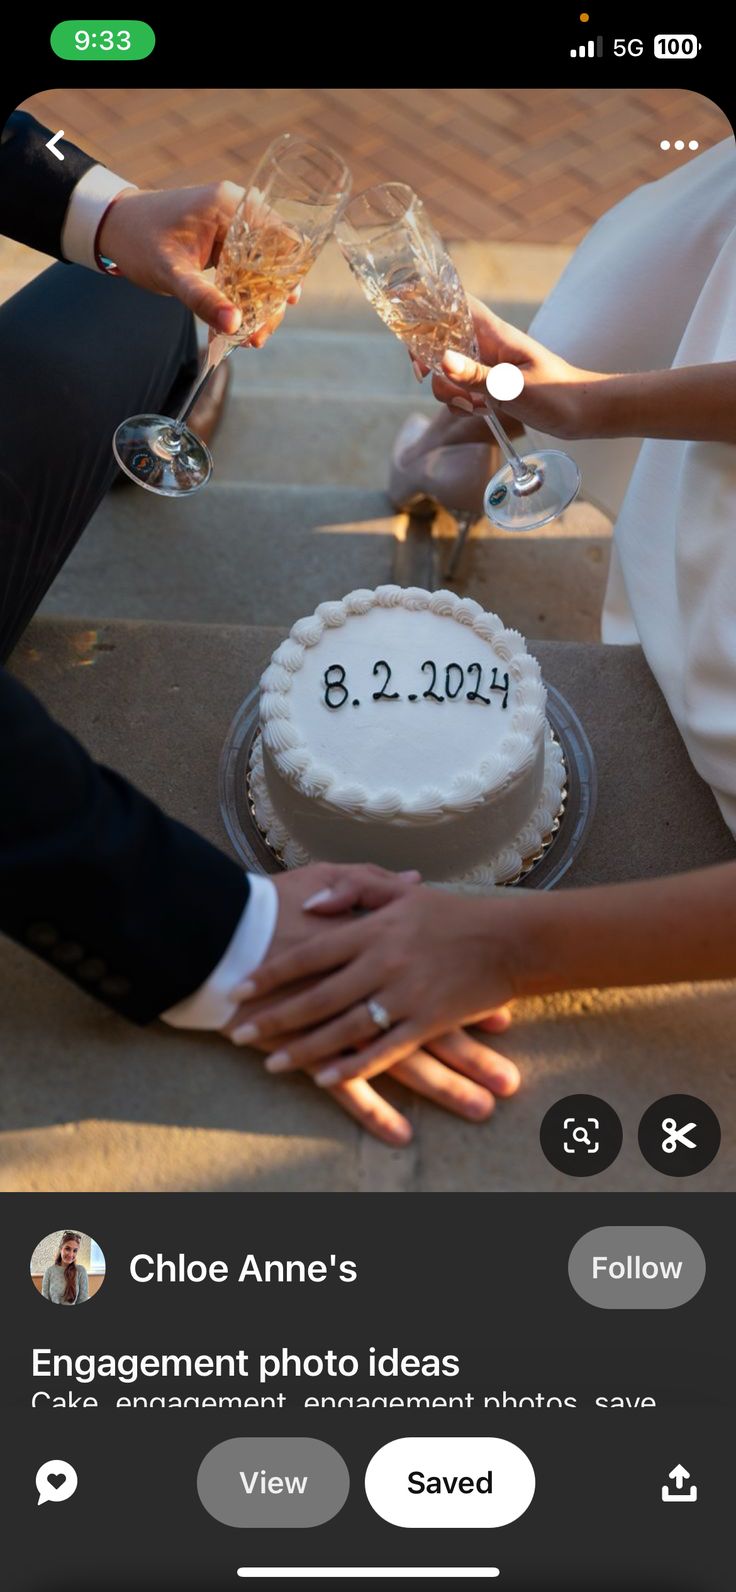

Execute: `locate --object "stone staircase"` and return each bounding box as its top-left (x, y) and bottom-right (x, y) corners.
top-left (5, 239), bottom-right (735, 1195)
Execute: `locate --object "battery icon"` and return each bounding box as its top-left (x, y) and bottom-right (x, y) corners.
top-left (654, 34), bottom-right (701, 57)
top-left (570, 36), bottom-right (603, 58)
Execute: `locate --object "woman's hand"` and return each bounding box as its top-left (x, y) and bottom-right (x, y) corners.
top-left (228, 885), bottom-right (520, 1087)
top-left (431, 294), bottom-right (609, 441)
top-left (98, 183), bottom-right (301, 342)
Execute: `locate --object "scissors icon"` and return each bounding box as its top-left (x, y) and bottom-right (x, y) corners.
top-left (563, 1117), bottom-right (600, 1154)
top-left (662, 1118), bottom-right (697, 1153)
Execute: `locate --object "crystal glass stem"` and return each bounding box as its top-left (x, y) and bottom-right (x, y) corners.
top-left (481, 404), bottom-right (526, 475)
top-left (170, 333), bottom-right (234, 438)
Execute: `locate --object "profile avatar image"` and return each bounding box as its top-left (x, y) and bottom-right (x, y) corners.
top-left (31, 1231), bottom-right (106, 1305)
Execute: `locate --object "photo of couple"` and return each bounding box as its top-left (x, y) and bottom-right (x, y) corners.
top-left (1, 86), bottom-right (734, 1194)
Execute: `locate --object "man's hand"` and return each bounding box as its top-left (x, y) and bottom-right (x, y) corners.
top-left (322, 1022), bottom-right (519, 1147)
top-left (243, 1019), bottom-right (519, 1150)
top-left (98, 182), bottom-right (300, 341)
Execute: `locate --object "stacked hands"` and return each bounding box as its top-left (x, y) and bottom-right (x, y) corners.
top-left (224, 865), bottom-right (521, 1149)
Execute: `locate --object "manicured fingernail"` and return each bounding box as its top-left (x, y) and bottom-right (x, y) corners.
top-left (303, 888), bottom-right (336, 911)
top-left (399, 869), bottom-right (422, 881)
top-left (314, 1064), bottom-right (343, 1088)
top-left (265, 1051), bottom-right (292, 1074)
top-left (232, 1022), bottom-right (259, 1044)
top-left (444, 351), bottom-right (471, 376)
top-left (411, 358), bottom-right (424, 382)
top-left (233, 979), bottom-right (257, 1000)
top-left (450, 396), bottom-right (475, 414)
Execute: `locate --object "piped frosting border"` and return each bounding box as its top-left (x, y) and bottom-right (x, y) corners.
top-left (249, 730), bottom-right (566, 886)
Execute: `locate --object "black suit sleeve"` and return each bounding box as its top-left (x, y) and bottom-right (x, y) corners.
top-left (0, 666), bottom-right (250, 1024)
top-left (0, 111), bottom-right (98, 258)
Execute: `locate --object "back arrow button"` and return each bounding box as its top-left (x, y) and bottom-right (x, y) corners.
top-left (46, 131), bottom-right (65, 161)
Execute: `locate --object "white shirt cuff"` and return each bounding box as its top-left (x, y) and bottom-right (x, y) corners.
top-left (61, 165), bottom-right (137, 271)
top-left (161, 873), bottom-right (279, 1031)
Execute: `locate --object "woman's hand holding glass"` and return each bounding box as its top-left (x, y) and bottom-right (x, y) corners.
top-left (335, 182), bottom-right (581, 529)
top-left (429, 294), bottom-right (610, 441)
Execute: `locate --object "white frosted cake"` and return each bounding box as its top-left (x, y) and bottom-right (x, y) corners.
top-left (251, 586), bottom-right (565, 884)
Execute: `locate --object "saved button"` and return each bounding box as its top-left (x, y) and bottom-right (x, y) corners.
top-left (365, 1437), bottom-right (535, 1528)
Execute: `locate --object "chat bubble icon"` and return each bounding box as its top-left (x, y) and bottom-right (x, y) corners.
top-left (36, 1460), bottom-right (78, 1507)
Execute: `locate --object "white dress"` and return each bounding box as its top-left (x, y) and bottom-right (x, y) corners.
top-left (525, 138), bottom-right (736, 839)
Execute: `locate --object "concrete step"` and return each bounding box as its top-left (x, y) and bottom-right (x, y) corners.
top-left (432, 498), bottom-right (613, 644)
top-left (226, 327), bottom-right (424, 398)
top-left (212, 391), bottom-right (433, 485)
top-left (39, 475), bottom-right (611, 638)
top-left (5, 616), bottom-right (734, 1193)
top-left (40, 484), bottom-right (402, 628)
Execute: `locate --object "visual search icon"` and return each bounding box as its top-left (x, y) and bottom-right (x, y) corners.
top-left (540, 1095), bottom-right (623, 1177)
top-left (564, 1118), bottom-right (599, 1154)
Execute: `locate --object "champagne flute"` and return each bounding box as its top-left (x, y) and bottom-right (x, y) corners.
top-left (335, 183), bottom-right (581, 531)
top-left (113, 134), bottom-right (351, 497)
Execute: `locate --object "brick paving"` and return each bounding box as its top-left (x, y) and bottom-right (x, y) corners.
top-left (19, 86), bottom-right (731, 244)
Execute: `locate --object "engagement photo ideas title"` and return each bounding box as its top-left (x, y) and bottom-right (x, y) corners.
top-left (30, 1345), bottom-right (464, 1411)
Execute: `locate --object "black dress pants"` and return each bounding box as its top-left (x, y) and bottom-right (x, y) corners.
top-left (0, 261), bottom-right (198, 660)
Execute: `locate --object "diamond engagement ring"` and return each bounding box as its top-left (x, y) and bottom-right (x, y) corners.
top-left (367, 998), bottom-right (392, 1032)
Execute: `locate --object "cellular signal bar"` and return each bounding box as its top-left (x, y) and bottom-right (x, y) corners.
top-left (570, 37), bottom-right (603, 57)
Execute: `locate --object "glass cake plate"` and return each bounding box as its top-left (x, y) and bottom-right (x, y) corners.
top-left (218, 683), bottom-right (597, 892)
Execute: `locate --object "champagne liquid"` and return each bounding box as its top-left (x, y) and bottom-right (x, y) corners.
top-left (216, 216), bottom-right (317, 343)
top-left (342, 251), bottom-right (478, 370)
